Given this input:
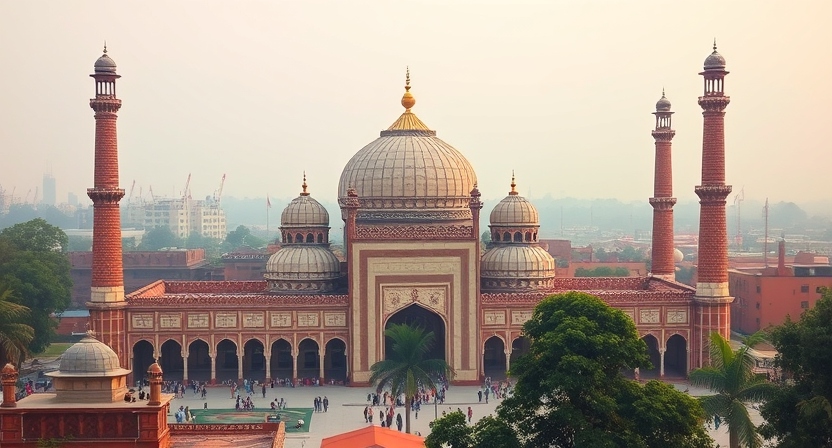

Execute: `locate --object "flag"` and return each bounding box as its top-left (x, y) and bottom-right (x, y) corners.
top-left (267, 195), bottom-right (271, 209)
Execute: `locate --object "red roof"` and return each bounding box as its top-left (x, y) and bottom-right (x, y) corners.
top-left (320, 425), bottom-right (425, 448)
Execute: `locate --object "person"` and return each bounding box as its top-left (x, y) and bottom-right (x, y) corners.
top-left (262, 383), bottom-right (267, 398)
top-left (184, 406), bottom-right (192, 422)
top-left (323, 396), bottom-right (329, 412)
top-left (271, 401), bottom-right (277, 410)
top-left (467, 406), bottom-right (473, 423)
top-left (363, 405), bottom-right (369, 422)
top-left (478, 389), bottom-right (482, 402)
top-left (295, 418), bottom-right (305, 429)
top-left (484, 387), bottom-right (490, 403)
top-left (396, 413), bottom-right (403, 431)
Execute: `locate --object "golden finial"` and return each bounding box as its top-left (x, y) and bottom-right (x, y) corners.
top-left (662, 87), bottom-right (665, 97)
top-left (301, 171), bottom-right (309, 196)
top-left (713, 38), bottom-right (717, 52)
top-left (401, 66), bottom-right (415, 111)
top-left (509, 171), bottom-right (518, 195)
top-left (103, 41), bottom-right (107, 54)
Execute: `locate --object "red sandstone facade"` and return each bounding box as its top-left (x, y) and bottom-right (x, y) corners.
top-left (77, 45), bottom-right (734, 387)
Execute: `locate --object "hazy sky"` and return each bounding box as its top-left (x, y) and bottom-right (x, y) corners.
top-left (1, 1), bottom-right (830, 208)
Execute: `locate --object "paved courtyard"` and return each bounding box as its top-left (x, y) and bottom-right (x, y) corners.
top-left (164, 381), bottom-right (755, 447)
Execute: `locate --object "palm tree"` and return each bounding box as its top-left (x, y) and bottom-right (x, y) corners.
top-left (369, 323), bottom-right (454, 434)
top-left (0, 283), bottom-right (34, 366)
top-left (689, 332), bottom-right (776, 448)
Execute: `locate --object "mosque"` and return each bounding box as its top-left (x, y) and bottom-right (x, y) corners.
top-left (79, 43), bottom-right (734, 387)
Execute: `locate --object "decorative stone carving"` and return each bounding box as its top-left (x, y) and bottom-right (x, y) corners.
top-left (355, 224), bottom-right (473, 240)
top-left (131, 314), bottom-right (153, 329)
top-left (215, 312), bottom-right (238, 328)
top-left (188, 313), bottom-right (209, 329)
top-left (270, 313), bottom-right (292, 328)
top-left (483, 311), bottom-right (506, 325)
top-left (511, 311), bottom-right (532, 325)
top-left (622, 309), bottom-right (636, 322)
top-left (297, 313), bottom-right (319, 327)
top-left (640, 309), bottom-right (660, 324)
top-left (324, 312), bottom-right (346, 327)
top-left (382, 287), bottom-right (447, 314)
top-left (372, 261), bottom-right (457, 275)
top-left (243, 312), bottom-right (265, 328)
top-left (666, 310), bottom-right (688, 324)
top-left (159, 313), bottom-right (181, 329)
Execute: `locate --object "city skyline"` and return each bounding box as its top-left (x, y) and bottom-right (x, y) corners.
top-left (1, 1), bottom-right (830, 207)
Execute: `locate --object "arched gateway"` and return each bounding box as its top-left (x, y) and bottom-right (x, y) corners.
top-left (384, 304), bottom-right (446, 362)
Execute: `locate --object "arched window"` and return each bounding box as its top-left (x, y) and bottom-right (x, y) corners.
top-left (285, 233), bottom-right (293, 243)
top-left (317, 234), bottom-right (323, 243)
top-left (525, 232), bottom-right (532, 242)
top-left (514, 232), bottom-right (522, 242)
top-left (296, 233), bottom-right (303, 242)
top-left (306, 233), bottom-right (314, 243)
top-left (533, 232), bottom-right (537, 241)
top-left (503, 232), bottom-right (511, 241)
top-left (494, 232), bottom-right (501, 242)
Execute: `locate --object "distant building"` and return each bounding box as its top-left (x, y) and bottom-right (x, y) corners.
top-left (142, 198), bottom-right (226, 239)
top-left (42, 173), bottom-right (56, 206)
top-left (69, 249), bottom-right (211, 308)
top-left (730, 240), bottom-right (832, 334)
top-left (67, 191), bottom-right (79, 207)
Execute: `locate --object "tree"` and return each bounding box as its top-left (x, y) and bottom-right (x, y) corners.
top-left (369, 323), bottom-right (453, 434)
top-left (0, 283), bottom-right (35, 366)
top-left (689, 332), bottom-right (777, 448)
top-left (759, 287), bottom-right (832, 447)
top-left (426, 412), bottom-right (521, 448)
top-left (225, 225), bottom-right (265, 250)
top-left (0, 220), bottom-right (72, 354)
top-left (138, 226), bottom-right (182, 250)
top-left (0, 218), bottom-right (68, 252)
top-left (497, 292), bottom-right (711, 447)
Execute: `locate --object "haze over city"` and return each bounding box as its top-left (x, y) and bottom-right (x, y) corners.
top-left (1, 1), bottom-right (830, 209)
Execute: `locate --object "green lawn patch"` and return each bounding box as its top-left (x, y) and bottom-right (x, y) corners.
top-left (189, 408), bottom-right (313, 433)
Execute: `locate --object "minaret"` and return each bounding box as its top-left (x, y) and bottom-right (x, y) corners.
top-left (86, 45), bottom-right (127, 368)
top-left (649, 90), bottom-right (677, 279)
top-left (693, 41), bottom-right (733, 366)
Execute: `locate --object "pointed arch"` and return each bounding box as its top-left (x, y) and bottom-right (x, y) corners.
top-left (132, 340), bottom-right (155, 384)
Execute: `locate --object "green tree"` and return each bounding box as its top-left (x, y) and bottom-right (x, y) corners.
top-left (497, 292), bottom-right (711, 448)
top-left (139, 226), bottom-right (182, 250)
top-left (426, 412), bottom-right (521, 448)
top-left (0, 218), bottom-right (68, 252)
top-left (225, 225), bottom-right (265, 250)
top-left (369, 323), bottom-right (453, 434)
top-left (0, 220), bottom-right (71, 355)
top-left (425, 411), bottom-right (471, 448)
top-left (689, 332), bottom-right (777, 448)
top-left (759, 287), bottom-right (832, 447)
top-left (0, 283), bottom-right (35, 366)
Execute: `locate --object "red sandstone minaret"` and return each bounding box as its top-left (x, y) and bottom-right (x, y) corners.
top-left (650, 90), bottom-right (677, 279)
top-left (693, 41), bottom-right (734, 366)
top-left (86, 45), bottom-right (127, 368)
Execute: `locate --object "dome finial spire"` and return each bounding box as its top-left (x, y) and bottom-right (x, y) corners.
top-left (301, 171), bottom-right (309, 196)
top-left (509, 170), bottom-right (518, 195)
top-left (713, 38), bottom-right (717, 52)
top-left (662, 87), bottom-right (665, 97)
top-left (401, 66), bottom-right (416, 111)
top-left (103, 41), bottom-right (107, 54)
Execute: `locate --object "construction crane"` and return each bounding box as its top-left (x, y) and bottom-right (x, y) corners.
top-left (127, 180), bottom-right (136, 204)
top-left (149, 185), bottom-right (156, 204)
top-left (733, 187), bottom-right (744, 250)
top-left (32, 186), bottom-right (39, 206)
top-left (24, 189), bottom-right (31, 205)
top-left (182, 173), bottom-right (191, 200)
top-left (215, 173), bottom-right (226, 205)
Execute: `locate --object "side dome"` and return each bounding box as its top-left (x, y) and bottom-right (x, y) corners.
top-left (481, 245), bottom-right (555, 291)
top-left (265, 246), bottom-right (341, 293)
top-left (281, 175), bottom-right (329, 228)
top-left (656, 93), bottom-right (672, 112)
top-left (94, 46), bottom-right (117, 74)
top-left (338, 70), bottom-right (477, 219)
top-left (490, 176), bottom-right (539, 227)
top-left (53, 335), bottom-right (130, 377)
